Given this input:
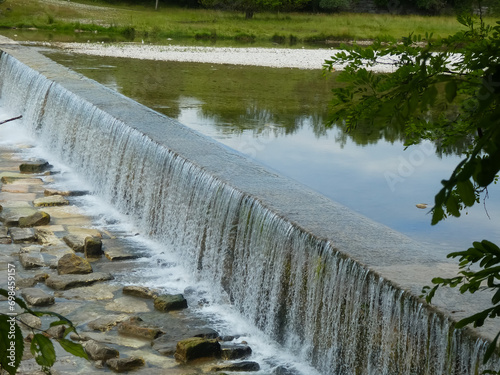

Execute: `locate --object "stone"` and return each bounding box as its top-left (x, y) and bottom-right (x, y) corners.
top-left (9, 227), bottom-right (36, 243)
top-left (122, 286), bottom-right (159, 299)
top-left (36, 228), bottom-right (63, 246)
top-left (16, 277), bottom-right (38, 288)
top-left (45, 272), bottom-right (114, 291)
top-left (63, 234), bottom-right (86, 252)
top-left (104, 247), bottom-right (140, 261)
top-left (83, 339), bottom-right (119, 361)
top-left (154, 294), bottom-right (188, 312)
top-left (88, 314), bottom-right (129, 332)
top-left (19, 245), bottom-right (73, 269)
top-left (18, 313), bottom-right (42, 330)
top-left (84, 236), bottom-right (103, 258)
top-left (45, 324), bottom-right (66, 339)
top-left (117, 316), bottom-right (164, 340)
top-left (105, 296), bottom-right (151, 313)
top-left (19, 160), bottom-right (50, 173)
top-left (57, 253), bottom-right (93, 275)
top-left (20, 287), bottom-right (55, 306)
top-left (106, 357), bottom-right (145, 373)
top-left (33, 195), bottom-right (69, 207)
top-left (44, 188), bottom-right (87, 197)
top-left (221, 344), bottom-right (252, 360)
top-left (193, 328), bottom-right (219, 339)
top-left (0, 224), bottom-right (11, 244)
top-left (19, 211), bottom-right (50, 227)
top-left (19, 251), bottom-right (45, 270)
top-left (0, 173), bottom-right (33, 183)
top-left (55, 284), bottom-right (120, 301)
top-left (211, 361), bottom-right (261, 372)
top-left (1, 207), bottom-right (38, 227)
top-left (174, 337), bottom-right (221, 363)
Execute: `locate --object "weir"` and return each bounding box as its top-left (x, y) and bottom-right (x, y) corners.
top-left (0, 37), bottom-right (499, 374)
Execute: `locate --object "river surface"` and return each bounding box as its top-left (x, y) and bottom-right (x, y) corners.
top-left (40, 49), bottom-right (500, 256)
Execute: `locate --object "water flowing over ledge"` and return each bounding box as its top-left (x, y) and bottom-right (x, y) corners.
top-left (1, 37), bottom-right (498, 374)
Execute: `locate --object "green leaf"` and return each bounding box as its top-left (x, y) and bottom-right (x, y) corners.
top-left (57, 338), bottom-right (88, 360)
top-left (31, 333), bottom-right (56, 368)
top-left (445, 80), bottom-right (457, 103)
top-left (0, 315), bottom-right (24, 375)
top-left (456, 180), bottom-right (476, 207)
top-left (484, 331), bottom-right (500, 364)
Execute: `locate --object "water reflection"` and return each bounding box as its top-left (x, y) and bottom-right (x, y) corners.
top-left (41, 49), bottom-right (499, 253)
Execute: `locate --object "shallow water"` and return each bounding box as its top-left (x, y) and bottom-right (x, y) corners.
top-left (40, 50), bottom-right (500, 255)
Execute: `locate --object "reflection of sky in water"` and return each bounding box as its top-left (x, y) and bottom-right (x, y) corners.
top-left (178, 100), bottom-right (500, 255)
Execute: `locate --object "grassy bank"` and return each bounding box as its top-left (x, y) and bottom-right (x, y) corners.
top-left (0, 0), bottom-right (496, 46)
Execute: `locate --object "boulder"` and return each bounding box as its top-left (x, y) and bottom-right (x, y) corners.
top-left (174, 337), bottom-right (221, 363)
top-left (0, 207), bottom-right (38, 227)
top-left (83, 339), bottom-right (119, 361)
top-left (19, 211), bottom-right (50, 227)
top-left (106, 357), bottom-right (145, 373)
top-left (19, 160), bottom-right (51, 174)
top-left (18, 313), bottom-right (42, 330)
top-left (20, 288), bottom-right (55, 306)
top-left (117, 316), bottom-right (164, 340)
top-left (45, 325), bottom-right (66, 339)
top-left (9, 227), bottom-right (36, 243)
top-left (211, 361), bottom-right (261, 372)
top-left (84, 236), bottom-right (103, 258)
top-left (45, 272), bottom-right (114, 291)
top-left (33, 195), bottom-right (69, 207)
top-left (57, 253), bottom-right (93, 275)
top-left (88, 314), bottom-right (129, 332)
top-left (221, 343), bottom-right (253, 360)
top-left (122, 286), bottom-right (159, 299)
top-left (154, 294), bottom-right (188, 312)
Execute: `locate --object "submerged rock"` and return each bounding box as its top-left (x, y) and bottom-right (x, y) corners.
top-left (20, 287), bottom-right (55, 306)
top-left (19, 211), bottom-right (50, 227)
top-left (220, 343), bottom-right (252, 360)
top-left (106, 357), bottom-right (145, 373)
top-left (211, 361), bottom-right (261, 372)
top-left (117, 316), bottom-right (164, 340)
top-left (83, 339), bottom-right (119, 361)
top-left (154, 294), bottom-right (188, 312)
top-left (45, 272), bottom-right (114, 291)
top-left (57, 253), bottom-right (93, 275)
top-left (174, 337), bottom-right (221, 363)
top-left (88, 314), bottom-right (129, 332)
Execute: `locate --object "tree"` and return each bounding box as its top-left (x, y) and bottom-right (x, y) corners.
top-left (199, 0), bottom-right (308, 18)
top-left (324, 9), bottom-right (500, 370)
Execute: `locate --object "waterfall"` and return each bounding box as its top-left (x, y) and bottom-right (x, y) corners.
top-left (1, 46), bottom-right (499, 374)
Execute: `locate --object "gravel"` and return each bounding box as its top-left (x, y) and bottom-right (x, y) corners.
top-left (49, 42), bottom-right (399, 72)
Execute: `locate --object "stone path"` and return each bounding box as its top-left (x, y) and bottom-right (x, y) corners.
top-left (0, 144), bottom-right (268, 374)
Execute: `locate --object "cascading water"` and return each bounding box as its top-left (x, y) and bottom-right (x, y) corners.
top-left (1, 44), bottom-right (499, 374)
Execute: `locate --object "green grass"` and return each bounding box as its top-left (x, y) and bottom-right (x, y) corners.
top-left (0, 0), bottom-right (497, 46)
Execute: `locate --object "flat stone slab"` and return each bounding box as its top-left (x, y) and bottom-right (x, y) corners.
top-left (0, 172), bottom-right (35, 183)
top-left (44, 188), bottom-right (88, 197)
top-left (19, 160), bottom-right (51, 173)
top-left (106, 357), bottom-right (145, 372)
top-left (0, 225), bottom-right (10, 244)
top-left (19, 245), bottom-right (74, 269)
top-left (33, 195), bottom-right (69, 207)
top-left (19, 211), bottom-right (51, 227)
top-left (122, 286), bottom-right (159, 299)
top-left (55, 284), bottom-right (120, 301)
top-left (45, 272), bottom-right (114, 290)
top-left (87, 314), bottom-right (129, 332)
top-left (9, 227), bottom-right (36, 244)
top-left (154, 294), bottom-right (188, 312)
top-left (104, 247), bottom-right (141, 261)
top-left (118, 316), bottom-right (164, 340)
top-left (20, 287), bottom-right (55, 306)
top-left (105, 296), bottom-right (151, 313)
top-left (36, 228), bottom-right (64, 246)
top-left (1, 207), bottom-right (38, 227)
top-left (63, 234), bottom-right (86, 252)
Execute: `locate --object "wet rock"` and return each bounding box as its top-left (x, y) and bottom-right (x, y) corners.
top-left (18, 313), bottom-right (42, 330)
top-left (0, 207), bottom-right (38, 227)
top-left (44, 188), bottom-right (87, 197)
top-left (45, 272), bottom-right (114, 290)
top-left (19, 211), bottom-right (50, 227)
top-left (9, 227), bottom-right (36, 243)
top-left (106, 356), bottom-right (145, 373)
top-left (0, 224), bottom-right (11, 244)
top-left (193, 328), bottom-right (219, 340)
top-left (19, 245), bottom-right (74, 269)
top-left (45, 324), bottom-right (66, 339)
top-left (20, 287), bottom-right (54, 306)
top-left (0, 173), bottom-right (33, 183)
top-left (19, 160), bottom-right (50, 174)
top-left (88, 314), bottom-right (129, 332)
top-left (272, 365), bottom-right (301, 374)
top-left (117, 316), bottom-right (164, 340)
top-left (84, 236), bottom-right (103, 258)
top-left (63, 234), bottom-right (86, 252)
top-left (57, 253), bottom-right (93, 275)
top-left (154, 294), bottom-right (188, 312)
top-left (56, 284), bottom-right (120, 301)
top-left (36, 228), bottom-right (64, 246)
top-left (122, 286), bottom-right (159, 299)
top-left (33, 195), bottom-right (69, 207)
top-left (16, 277), bottom-right (39, 288)
top-left (174, 337), bottom-right (221, 363)
top-left (83, 339), bottom-right (119, 361)
top-left (211, 361), bottom-right (261, 372)
top-left (221, 343), bottom-right (252, 360)
top-left (104, 247), bottom-right (140, 261)
top-left (105, 296), bottom-right (151, 313)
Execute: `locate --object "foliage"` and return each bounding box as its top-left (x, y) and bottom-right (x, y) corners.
top-left (198, 0), bottom-right (308, 18)
top-left (318, 0), bottom-right (351, 11)
top-left (0, 288), bottom-right (88, 374)
top-left (324, 10), bottom-right (500, 369)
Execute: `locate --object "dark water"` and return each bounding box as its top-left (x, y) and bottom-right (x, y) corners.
top-left (40, 49), bottom-right (500, 255)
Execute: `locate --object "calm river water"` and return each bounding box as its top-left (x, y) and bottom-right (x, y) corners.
top-left (41, 50), bottom-right (500, 256)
